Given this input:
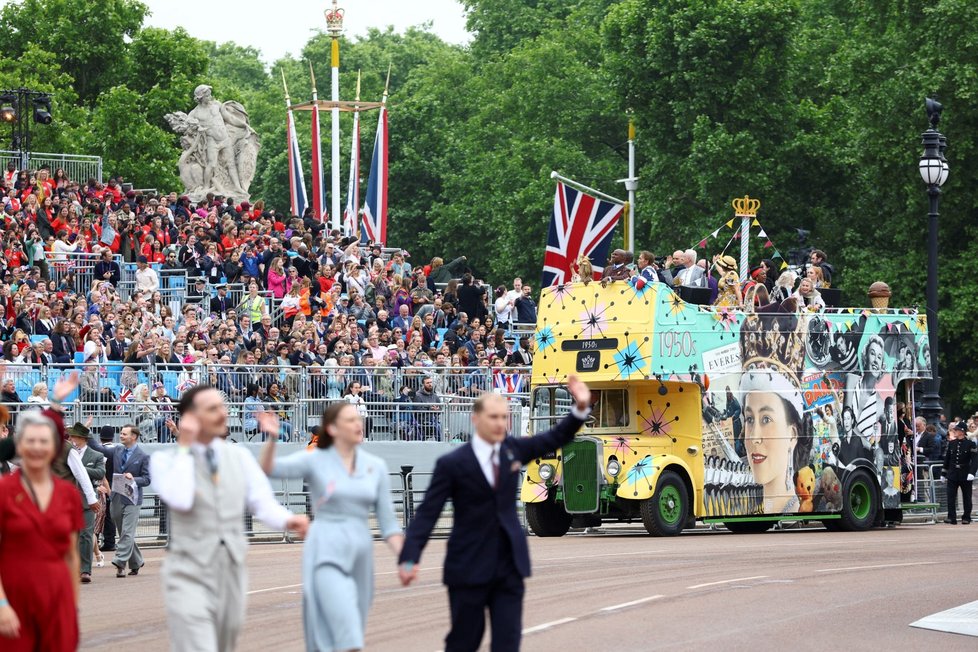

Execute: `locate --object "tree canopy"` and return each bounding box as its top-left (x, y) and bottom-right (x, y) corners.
top-left (2, 0), bottom-right (978, 408)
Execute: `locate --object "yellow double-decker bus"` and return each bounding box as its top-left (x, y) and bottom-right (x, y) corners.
top-left (521, 279), bottom-right (927, 536)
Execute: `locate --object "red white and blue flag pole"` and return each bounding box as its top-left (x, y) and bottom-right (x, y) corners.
top-left (309, 61), bottom-right (327, 224)
top-left (343, 71), bottom-right (362, 238)
top-left (282, 71), bottom-right (308, 219)
top-left (361, 64), bottom-right (390, 245)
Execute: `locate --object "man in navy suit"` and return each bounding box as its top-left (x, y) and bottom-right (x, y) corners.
top-left (399, 375), bottom-right (591, 652)
top-left (89, 423), bottom-right (151, 578)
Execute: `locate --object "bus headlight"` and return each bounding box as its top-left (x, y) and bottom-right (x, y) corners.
top-left (538, 463), bottom-right (555, 481)
top-left (607, 459), bottom-right (622, 477)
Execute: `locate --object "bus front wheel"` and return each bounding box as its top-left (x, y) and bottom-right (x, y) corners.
top-left (640, 471), bottom-right (688, 536)
top-left (526, 494), bottom-right (572, 537)
top-left (839, 469), bottom-right (879, 532)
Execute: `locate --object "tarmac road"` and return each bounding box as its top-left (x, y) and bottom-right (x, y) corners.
top-left (79, 523), bottom-right (978, 651)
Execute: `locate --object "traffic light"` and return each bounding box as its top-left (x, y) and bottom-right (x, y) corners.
top-left (0, 93), bottom-right (16, 123)
top-left (32, 95), bottom-right (51, 125)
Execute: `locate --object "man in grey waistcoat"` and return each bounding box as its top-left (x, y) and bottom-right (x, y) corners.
top-left (150, 384), bottom-right (309, 652)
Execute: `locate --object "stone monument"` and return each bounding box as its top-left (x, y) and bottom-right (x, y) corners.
top-left (165, 84), bottom-right (260, 203)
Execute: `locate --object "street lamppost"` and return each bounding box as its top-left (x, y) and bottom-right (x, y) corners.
top-left (917, 97), bottom-right (948, 425)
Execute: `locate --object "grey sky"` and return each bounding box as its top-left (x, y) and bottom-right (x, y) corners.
top-left (142, 0), bottom-right (472, 63)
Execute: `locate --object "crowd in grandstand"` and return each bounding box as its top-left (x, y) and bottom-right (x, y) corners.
top-left (1, 163), bottom-right (543, 442)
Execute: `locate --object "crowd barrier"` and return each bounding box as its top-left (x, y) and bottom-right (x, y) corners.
top-left (130, 469), bottom-right (529, 545)
top-left (0, 150), bottom-right (103, 182)
top-left (0, 362), bottom-right (531, 441)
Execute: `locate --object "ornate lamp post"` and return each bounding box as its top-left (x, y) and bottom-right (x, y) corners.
top-left (325, 0), bottom-right (344, 231)
top-left (917, 98), bottom-right (948, 425)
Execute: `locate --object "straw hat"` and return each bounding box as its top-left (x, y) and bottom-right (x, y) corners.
top-left (714, 255), bottom-right (738, 274)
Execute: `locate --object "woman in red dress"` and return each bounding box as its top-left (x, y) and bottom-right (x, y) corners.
top-left (0, 411), bottom-right (83, 651)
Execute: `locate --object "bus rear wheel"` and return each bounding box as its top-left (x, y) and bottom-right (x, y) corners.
top-left (724, 521), bottom-right (773, 534)
top-left (839, 470), bottom-right (879, 532)
top-left (640, 471), bottom-right (688, 537)
top-left (526, 494), bottom-right (572, 537)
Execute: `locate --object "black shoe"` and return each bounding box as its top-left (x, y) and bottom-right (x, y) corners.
top-left (943, 518), bottom-right (957, 524)
top-left (128, 563), bottom-right (144, 576)
top-left (963, 520), bottom-right (972, 525)
top-left (115, 565), bottom-right (126, 578)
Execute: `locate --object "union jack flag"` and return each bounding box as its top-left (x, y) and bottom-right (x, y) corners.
top-left (361, 103), bottom-right (387, 245)
top-left (116, 388), bottom-right (131, 412)
top-left (493, 372), bottom-right (525, 394)
top-left (541, 182), bottom-right (624, 287)
top-left (177, 377), bottom-right (198, 393)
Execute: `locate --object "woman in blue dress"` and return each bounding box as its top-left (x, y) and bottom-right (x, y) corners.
top-left (258, 403), bottom-right (403, 652)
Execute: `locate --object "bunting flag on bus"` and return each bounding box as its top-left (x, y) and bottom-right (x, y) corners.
top-left (361, 101), bottom-right (388, 245)
top-left (286, 105), bottom-right (308, 219)
top-left (541, 180), bottom-right (624, 287)
top-left (343, 101), bottom-right (361, 237)
top-left (310, 88), bottom-right (327, 223)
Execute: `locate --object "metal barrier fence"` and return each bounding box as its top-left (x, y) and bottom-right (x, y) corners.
top-left (43, 250), bottom-right (125, 293)
top-left (130, 468), bottom-right (527, 545)
top-left (0, 149), bottom-right (103, 182)
top-left (0, 362), bottom-right (531, 440)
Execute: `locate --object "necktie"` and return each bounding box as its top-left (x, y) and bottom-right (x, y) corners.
top-left (121, 448), bottom-right (131, 467)
top-left (491, 448), bottom-right (499, 489)
top-left (205, 447), bottom-right (219, 479)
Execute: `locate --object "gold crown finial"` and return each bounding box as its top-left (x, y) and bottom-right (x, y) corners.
top-left (325, 0), bottom-right (344, 35)
top-left (732, 195), bottom-right (761, 217)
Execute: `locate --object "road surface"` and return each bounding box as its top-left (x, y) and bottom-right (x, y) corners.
top-left (79, 523), bottom-right (977, 651)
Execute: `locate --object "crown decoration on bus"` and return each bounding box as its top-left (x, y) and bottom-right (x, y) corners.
top-left (740, 312), bottom-right (807, 376)
top-left (731, 195), bottom-right (761, 217)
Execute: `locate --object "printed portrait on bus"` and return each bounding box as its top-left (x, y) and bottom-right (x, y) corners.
top-left (739, 312), bottom-right (813, 515)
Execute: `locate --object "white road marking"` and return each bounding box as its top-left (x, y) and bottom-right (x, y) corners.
top-left (522, 617), bottom-right (578, 634)
top-left (247, 583), bottom-right (302, 595)
top-left (599, 595), bottom-right (664, 612)
top-left (687, 575), bottom-right (768, 589)
top-left (910, 599), bottom-right (978, 637)
top-left (815, 561), bottom-right (937, 573)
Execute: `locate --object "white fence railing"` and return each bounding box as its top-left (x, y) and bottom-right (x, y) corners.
top-left (0, 149), bottom-right (102, 182)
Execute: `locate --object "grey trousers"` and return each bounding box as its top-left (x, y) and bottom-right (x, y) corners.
top-left (110, 496), bottom-right (143, 571)
top-left (162, 546), bottom-right (245, 652)
top-left (79, 507), bottom-right (95, 574)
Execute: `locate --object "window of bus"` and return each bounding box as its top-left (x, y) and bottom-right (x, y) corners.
top-left (586, 389), bottom-right (629, 429)
top-left (530, 385), bottom-right (572, 434)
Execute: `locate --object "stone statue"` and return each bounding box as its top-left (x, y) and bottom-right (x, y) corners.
top-left (165, 85), bottom-right (260, 202)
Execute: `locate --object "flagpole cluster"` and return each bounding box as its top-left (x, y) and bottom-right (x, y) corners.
top-left (281, 2), bottom-right (390, 245)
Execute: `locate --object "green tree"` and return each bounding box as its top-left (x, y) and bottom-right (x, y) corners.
top-left (85, 86), bottom-right (179, 190)
top-left (0, 0), bottom-right (148, 104)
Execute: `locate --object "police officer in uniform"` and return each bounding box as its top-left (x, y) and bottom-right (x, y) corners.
top-left (942, 421), bottom-right (977, 524)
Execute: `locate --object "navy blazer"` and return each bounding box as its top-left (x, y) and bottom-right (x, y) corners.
top-left (88, 440), bottom-right (151, 505)
top-left (400, 413), bottom-right (584, 587)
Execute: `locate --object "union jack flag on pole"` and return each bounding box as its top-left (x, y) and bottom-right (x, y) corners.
top-left (361, 66), bottom-right (390, 245)
top-left (541, 177), bottom-right (624, 287)
top-left (309, 62), bottom-right (327, 223)
top-left (282, 71), bottom-right (308, 219)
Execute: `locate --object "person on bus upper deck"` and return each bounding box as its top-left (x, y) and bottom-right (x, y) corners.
top-left (602, 249), bottom-right (631, 282)
top-left (674, 249), bottom-right (706, 288)
top-left (637, 251), bottom-right (672, 285)
top-left (810, 249), bottom-right (833, 287)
